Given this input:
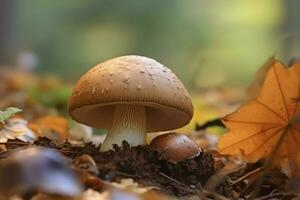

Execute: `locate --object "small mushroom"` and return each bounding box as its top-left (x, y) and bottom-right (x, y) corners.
top-left (150, 132), bottom-right (200, 162)
top-left (68, 55), bottom-right (193, 151)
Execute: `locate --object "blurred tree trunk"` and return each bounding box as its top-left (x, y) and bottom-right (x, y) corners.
top-left (0, 0), bottom-right (15, 65)
top-left (282, 0), bottom-right (300, 61)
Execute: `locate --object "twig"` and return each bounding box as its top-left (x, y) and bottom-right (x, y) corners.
top-left (195, 118), bottom-right (224, 131)
top-left (57, 149), bottom-right (79, 154)
top-left (159, 172), bottom-right (189, 188)
top-left (253, 192), bottom-right (283, 200)
top-left (204, 161), bottom-right (246, 191)
top-left (114, 171), bottom-right (136, 178)
top-left (201, 190), bottom-right (230, 200)
top-left (229, 167), bottom-right (263, 186)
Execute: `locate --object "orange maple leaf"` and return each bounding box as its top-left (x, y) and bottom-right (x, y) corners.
top-left (218, 59), bottom-right (300, 176)
top-left (29, 116), bottom-right (69, 142)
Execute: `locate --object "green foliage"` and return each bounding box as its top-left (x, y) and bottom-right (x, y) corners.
top-left (0, 107), bottom-right (22, 124)
top-left (13, 0), bottom-right (282, 89)
top-left (28, 86), bottom-right (71, 110)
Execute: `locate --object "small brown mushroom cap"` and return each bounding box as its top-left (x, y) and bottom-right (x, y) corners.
top-left (149, 132), bottom-right (200, 162)
top-left (68, 55), bottom-right (193, 132)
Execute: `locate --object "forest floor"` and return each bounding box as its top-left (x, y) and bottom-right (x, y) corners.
top-left (0, 66), bottom-right (299, 200)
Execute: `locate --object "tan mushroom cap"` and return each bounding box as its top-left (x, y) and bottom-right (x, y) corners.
top-left (68, 55), bottom-right (193, 132)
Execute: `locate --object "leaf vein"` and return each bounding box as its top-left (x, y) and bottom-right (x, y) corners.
top-left (246, 127), bottom-right (285, 157)
top-left (254, 99), bottom-right (286, 122)
top-left (273, 65), bottom-right (289, 120)
top-left (220, 126), bottom-right (282, 152)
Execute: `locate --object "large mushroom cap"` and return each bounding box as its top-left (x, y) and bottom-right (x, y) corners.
top-left (68, 55), bottom-right (193, 132)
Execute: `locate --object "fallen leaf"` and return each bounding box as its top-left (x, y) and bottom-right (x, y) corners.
top-left (73, 154), bottom-right (99, 176)
top-left (29, 116), bottom-right (69, 142)
top-left (0, 118), bottom-right (36, 143)
top-left (218, 59), bottom-right (300, 176)
top-left (108, 187), bottom-right (169, 200)
top-left (81, 189), bottom-right (109, 200)
top-left (0, 107), bottom-right (22, 124)
top-left (110, 179), bottom-right (157, 194)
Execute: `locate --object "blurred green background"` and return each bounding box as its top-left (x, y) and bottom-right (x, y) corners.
top-left (0, 0), bottom-right (299, 90)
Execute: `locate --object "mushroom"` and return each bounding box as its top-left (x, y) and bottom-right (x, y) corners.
top-left (149, 132), bottom-right (200, 162)
top-left (68, 55), bottom-right (193, 151)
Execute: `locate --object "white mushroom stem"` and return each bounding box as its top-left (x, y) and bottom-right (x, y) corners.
top-left (100, 105), bottom-right (146, 151)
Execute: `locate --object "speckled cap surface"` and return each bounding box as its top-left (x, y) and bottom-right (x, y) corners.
top-left (68, 55), bottom-right (194, 132)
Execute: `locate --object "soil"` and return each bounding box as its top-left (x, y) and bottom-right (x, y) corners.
top-left (2, 137), bottom-right (215, 197)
